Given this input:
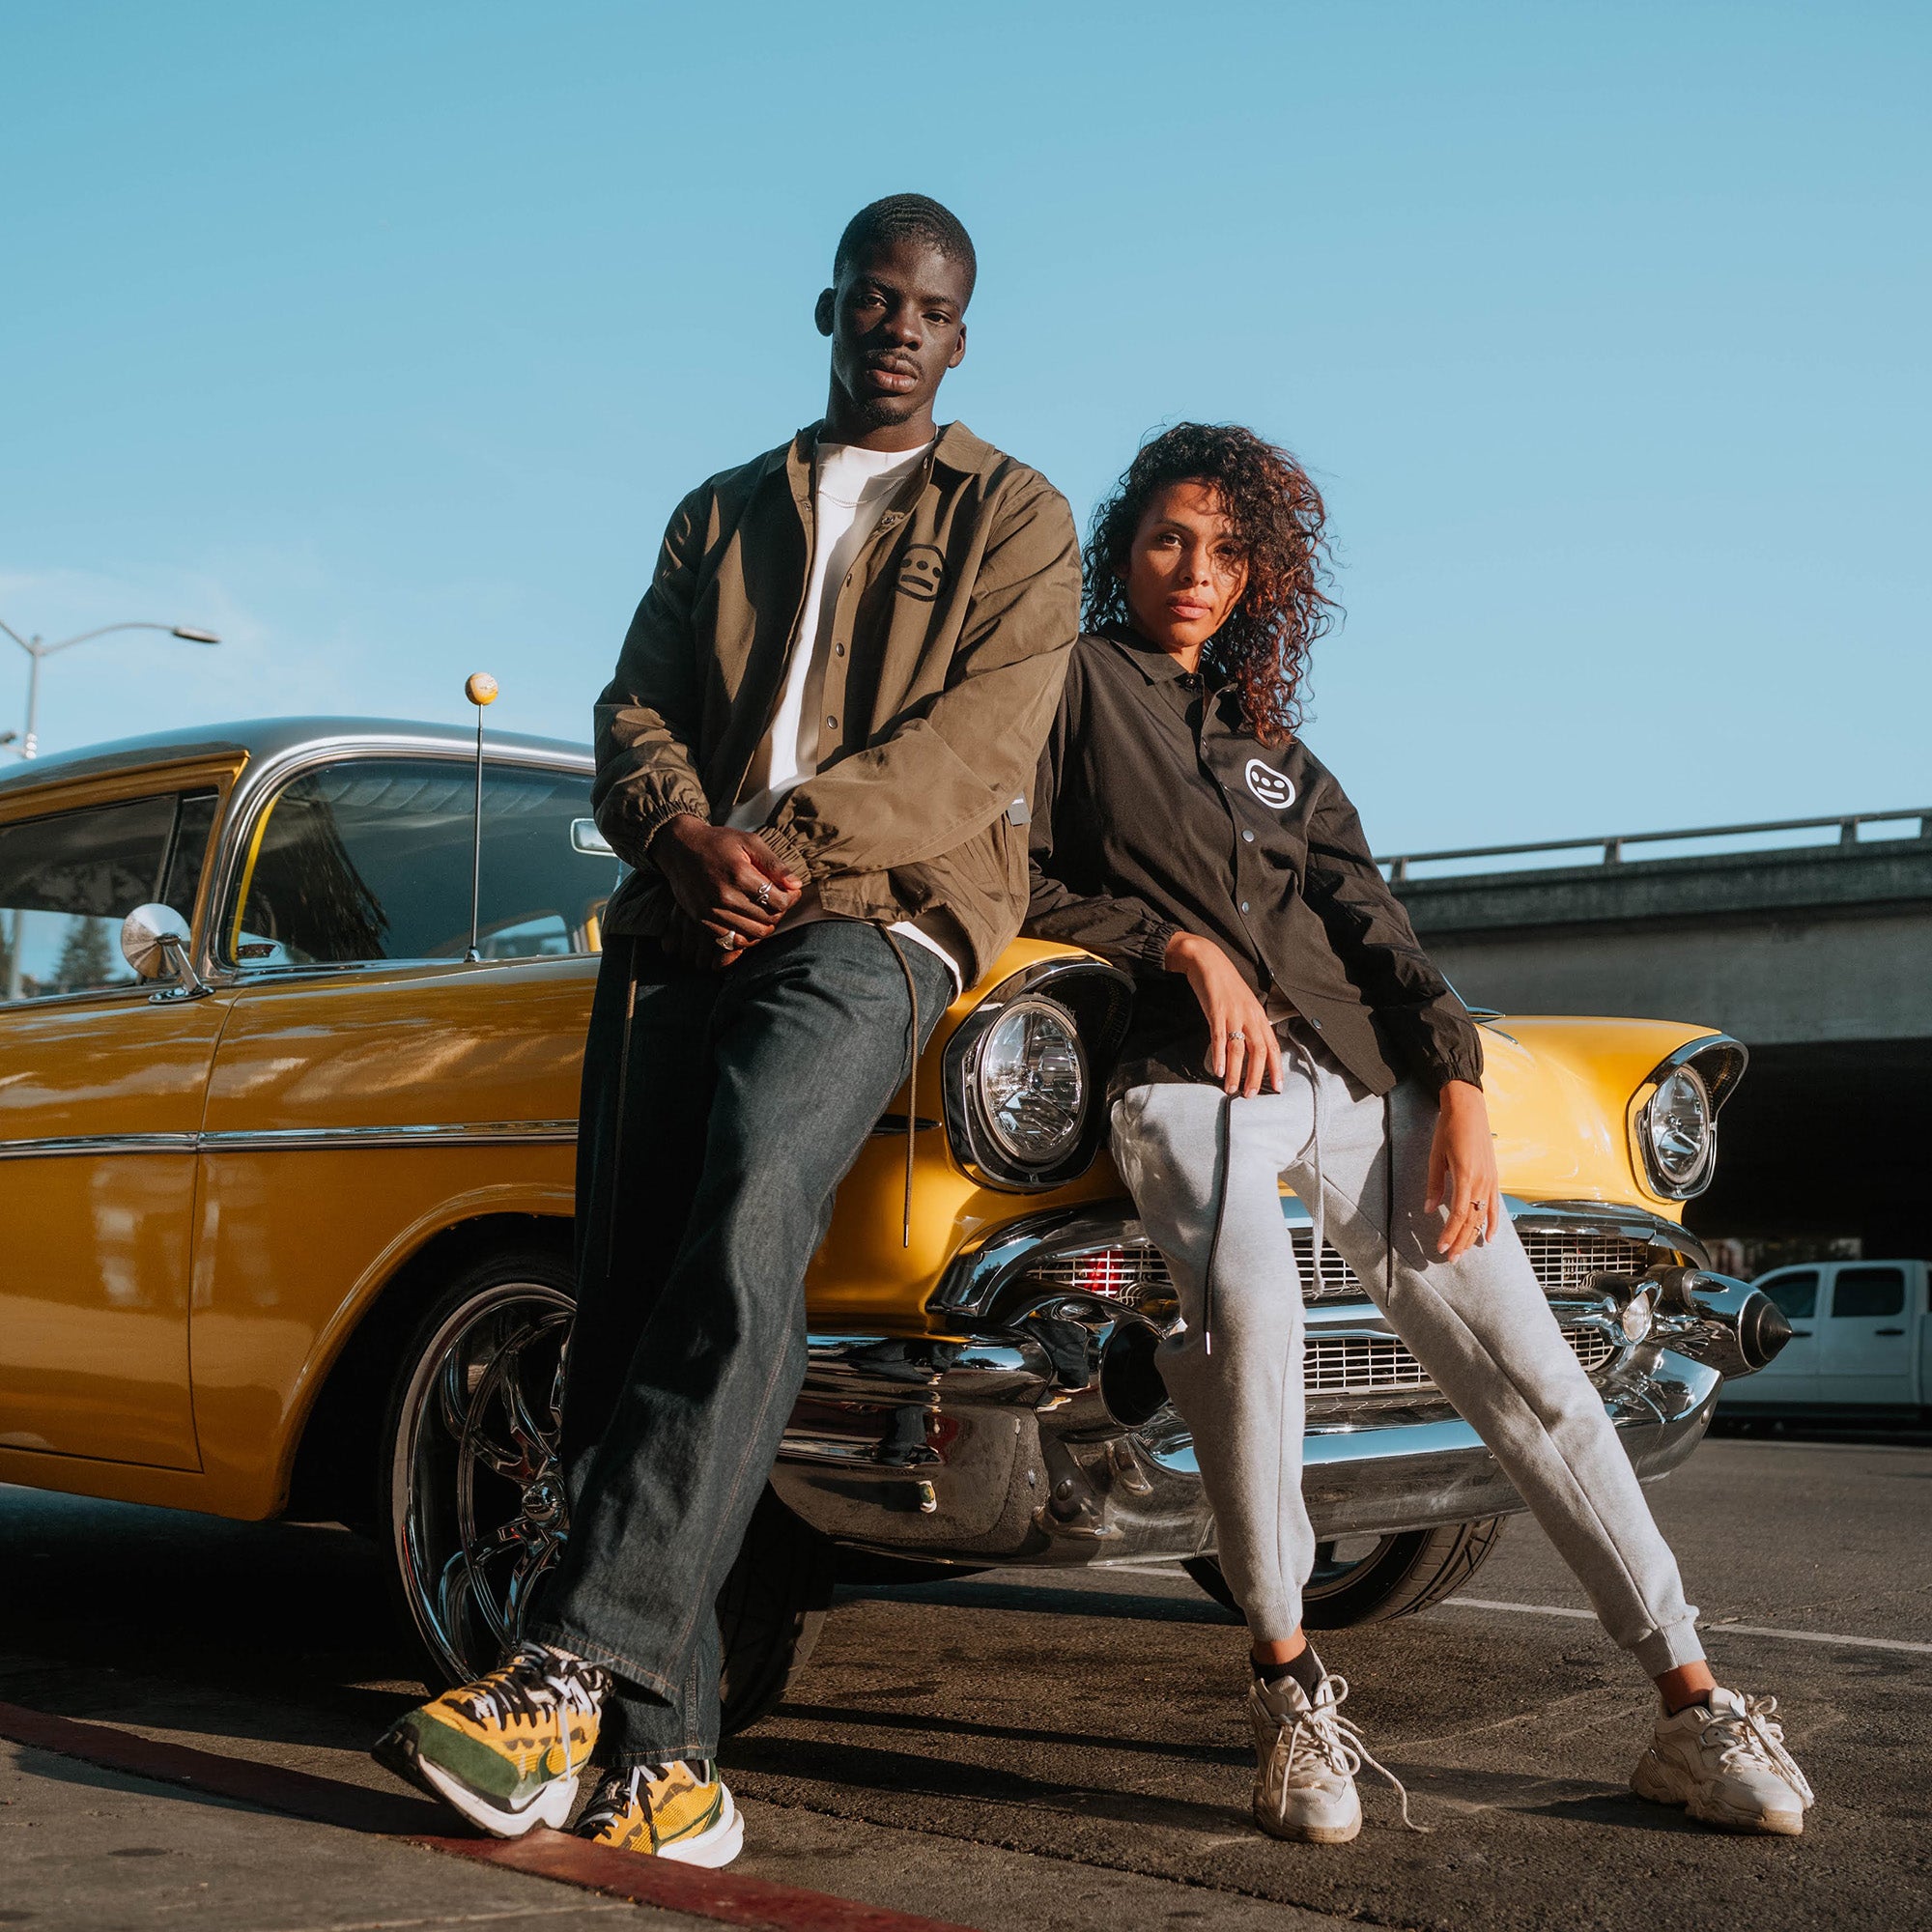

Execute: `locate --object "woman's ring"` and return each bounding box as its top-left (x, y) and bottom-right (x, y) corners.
top-left (754, 881), bottom-right (772, 910)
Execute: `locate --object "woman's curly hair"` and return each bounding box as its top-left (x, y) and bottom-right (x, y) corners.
top-left (1084, 423), bottom-right (1336, 746)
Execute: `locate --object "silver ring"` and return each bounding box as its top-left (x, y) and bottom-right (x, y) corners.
top-left (754, 881), bottom-right (773, 910)
top-left (720, 932), bottom-right (740, 951)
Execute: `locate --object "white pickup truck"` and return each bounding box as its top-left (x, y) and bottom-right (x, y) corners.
top-left (1719, 1260), bottom-right (1930, 1419)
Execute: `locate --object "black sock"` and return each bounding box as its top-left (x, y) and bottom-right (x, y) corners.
top-left (1254, 1646), bottom-right (1325, 1698)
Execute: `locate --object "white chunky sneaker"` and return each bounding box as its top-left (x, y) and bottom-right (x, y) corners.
top-left (1249, 1672), bottom-right (1420, 1844)
top-left (1632, 1688), bottom-right (1814, 1835)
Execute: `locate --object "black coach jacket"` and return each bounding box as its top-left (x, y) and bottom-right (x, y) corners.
top-left (1025, 629), bottom-right (1483, 1097)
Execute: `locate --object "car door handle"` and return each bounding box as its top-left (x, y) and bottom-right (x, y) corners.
top-left (1875, 1327), bottom-right (1904, 1337)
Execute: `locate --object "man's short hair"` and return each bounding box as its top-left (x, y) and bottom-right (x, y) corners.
top-left (834, 194), bottom-right (977, 307)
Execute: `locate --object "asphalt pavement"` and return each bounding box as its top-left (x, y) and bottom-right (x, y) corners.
top-left (2, 1435), bottom-right (1926, 1932)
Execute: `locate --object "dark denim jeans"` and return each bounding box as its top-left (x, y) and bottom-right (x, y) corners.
top-left (527, 919), bottom-right (952, 1764)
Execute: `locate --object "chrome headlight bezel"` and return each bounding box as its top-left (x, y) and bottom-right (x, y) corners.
top-left (1636, 1060), bottom-right (1718, 1199)
top-left (941, 959), bottom-right (1132, 1190)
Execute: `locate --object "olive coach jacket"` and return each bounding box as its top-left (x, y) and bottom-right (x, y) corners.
top-left (591, 420), bottom-right (1081, 985)
top-left (1025, 629), bottom-right (1484, 1097)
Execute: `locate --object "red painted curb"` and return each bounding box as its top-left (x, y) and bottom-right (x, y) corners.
top-left (0, 1700), bottom-right (445, 1835)
top-left (0, 1700), bottom-right (973, 1932)
top-left (427, 1831), bottom-right (976, 1932)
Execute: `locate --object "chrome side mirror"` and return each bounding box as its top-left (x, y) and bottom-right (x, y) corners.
top-left (121, 903), bottom-right (212, 999)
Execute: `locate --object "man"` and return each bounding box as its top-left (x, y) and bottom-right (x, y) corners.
top-left (375, 195), bottom-right (1080, 1866)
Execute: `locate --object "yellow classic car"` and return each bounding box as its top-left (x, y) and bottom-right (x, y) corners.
top-left (0, 717), bottom-right (1790, 1729)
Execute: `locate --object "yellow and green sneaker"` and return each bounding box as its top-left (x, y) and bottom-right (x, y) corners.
top-left (374, 1643), bottom-right (610, 1836)
top-left (574, 1760), bottom-right (744, 1866)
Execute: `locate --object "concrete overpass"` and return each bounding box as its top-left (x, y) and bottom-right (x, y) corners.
top-left (1385, 810), bottom-right (1932, 1258)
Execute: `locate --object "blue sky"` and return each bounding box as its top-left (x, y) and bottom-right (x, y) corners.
top-left (3, 2), bottom-right (1925, 854)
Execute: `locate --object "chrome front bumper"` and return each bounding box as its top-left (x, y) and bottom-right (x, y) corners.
top-left (771, 1198), bottom-right (1740, 1567)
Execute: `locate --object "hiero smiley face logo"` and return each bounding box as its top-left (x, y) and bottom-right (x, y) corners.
top-left (896, 545), bottom-right (946, 602)
top-left (1244, 758), bottom-right (1295, 810)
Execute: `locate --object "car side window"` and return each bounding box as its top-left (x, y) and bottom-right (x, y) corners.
top-left (1830, 1267), bottom-right (1905, 1320)
top-left (1760, 1271), bottom-right (1817, 1321)
top-left (0, 790), bottom-right (213, 1003)
top-left (230, 757), bottom-right (616, 967)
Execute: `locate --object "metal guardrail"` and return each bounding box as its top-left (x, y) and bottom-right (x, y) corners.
top-left (1379, 808), bottom-right (1932, 883)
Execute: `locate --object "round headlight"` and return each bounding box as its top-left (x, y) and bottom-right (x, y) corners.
top-left (1642, 1064), bottom-right (1715, 1196)
top-left (977, 997), bottom-right (1086, 1167)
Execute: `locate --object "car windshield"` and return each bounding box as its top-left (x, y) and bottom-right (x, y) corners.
top-left (231, 757), bottom-right (616, 965)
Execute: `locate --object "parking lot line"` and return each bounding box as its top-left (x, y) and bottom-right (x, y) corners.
top-left (1445, 1597), bottom-right (1932, 1654)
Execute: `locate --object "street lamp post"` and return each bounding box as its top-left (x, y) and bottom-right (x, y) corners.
top-left (0, 617), bottom-right (221, 760)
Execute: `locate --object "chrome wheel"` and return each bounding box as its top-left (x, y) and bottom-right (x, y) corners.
top-left (390, 1276), bottom-right (575, 1685)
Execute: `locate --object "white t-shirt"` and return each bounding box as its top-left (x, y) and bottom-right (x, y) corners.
top-left (728, 439), bottom-right (964, 991)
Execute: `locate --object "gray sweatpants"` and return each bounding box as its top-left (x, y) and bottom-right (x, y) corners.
top-left (1111, 1046), bottom-right (1705, 1678)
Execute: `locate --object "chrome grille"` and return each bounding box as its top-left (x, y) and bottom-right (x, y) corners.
top-left (1308, 1321), bottom-right (1616, 1398)
top-left (1289, 1227), bottom-right (1364, 1300)
top-left (1028, 1248), bottom-right (1172, 1296)
top-left (1025, 1227), bottom-right (1655, 1307)
top-left (1568, 1324), bottom-right (1618, 1375)
top-left (1519, 1232), bottom-right (1654, 1293)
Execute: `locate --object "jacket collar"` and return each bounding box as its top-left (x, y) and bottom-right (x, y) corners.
top-left (780, 417), bottom-right (989, 483)
top-left (1094, 623), bottom-right (1200, 685)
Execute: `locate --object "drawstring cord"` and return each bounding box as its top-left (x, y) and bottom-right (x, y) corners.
top-left (1200, 1093), bottom-right (1234, 1356)
top-left (880, 927), bottom-right (921, 1247)
top-left (1383, 1090), bottom-right (1394, 1304)
top-left (1285, 1031), bottom-right (1325, 1275)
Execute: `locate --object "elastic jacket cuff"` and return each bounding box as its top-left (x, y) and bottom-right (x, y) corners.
top-left (757, 823), bottom-right (813, 885)
top-left (1140, 920), bottom-right (1181, 977)
top-left (603, 793), bottom-right (706, 871)
top-left (1415, 1048), bottom-right (1486, 1095)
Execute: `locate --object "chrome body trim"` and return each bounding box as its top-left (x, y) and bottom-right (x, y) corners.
top-left (1641, 1034), bottom-right (1748, 1112)
top-left (0, 1132), bottom-right (200, 1162)
top-left (1503, 1195), bottom-right (1710, 1267)
top-left (0, 1121), bottom-right (577, 1160)
top-left (928, 1205), bottom-right (1143, 1314)
top-left (1633, 1035), bottom-right (1747, 1202)
top-left (200, 1121), bottom-right (580, 1152)
top-left (930, 1193), bottom-right (1708, 1319)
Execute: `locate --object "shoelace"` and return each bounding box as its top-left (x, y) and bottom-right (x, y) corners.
top-left (579, 1764), bottom-right (654, 1835)
top-left (1705, 1694), bottom-right (1814, 1806)
top-left (1269, 1675), bottom-right (1430, 1834)
top-left (579, 1761), bottom-right (707, 1838)
top-left (458, 1644), bottom-right (604, 1733)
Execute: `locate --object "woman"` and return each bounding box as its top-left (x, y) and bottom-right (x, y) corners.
top-left (1025, 423), bottom-right (1811, 1845)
